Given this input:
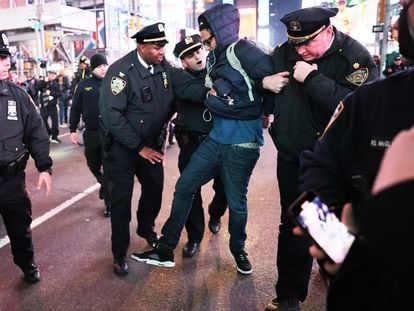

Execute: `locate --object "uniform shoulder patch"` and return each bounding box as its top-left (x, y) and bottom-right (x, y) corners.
top-left (111, 77), bottom-right (126, 95)
top-left (345, 68), bottom-right (369, 86)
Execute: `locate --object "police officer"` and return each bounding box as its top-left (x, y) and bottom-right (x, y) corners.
top-left (99, 22), bottom-right (208, 277)
top-left (261, 7), bottom-right (378, 311)
top-left (70, 53), bottom-right (111, 217)
top-left (382, 54), bottom-right (409, 76)
top-left (0, 32), bottom-right (52, 284)
top-left (299, 2), bottom-right (414, 309)
top-left (36, 70), bottom-right (61, 143)
top-left (172, 35), bottom-right (227, 258)
top-left (70, 55), bottom-right (91, 98)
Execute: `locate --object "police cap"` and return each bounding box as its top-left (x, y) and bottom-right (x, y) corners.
top-left (79, 55), bottom-right (88, 63)
top-left (173, 35), bottom-right (202, 59)
top-left (0, 32), bottom-right (11, 56)
top-left (280, 7), bottom-right (338, 46)
top-left (131, 22), bottom-right (169, 45)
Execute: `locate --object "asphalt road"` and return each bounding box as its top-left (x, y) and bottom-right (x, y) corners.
top-left (0, 130), bottom-right (327, 311)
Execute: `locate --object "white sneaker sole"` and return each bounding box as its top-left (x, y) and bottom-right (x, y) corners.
top-left (130, 254), bottom-right (175, 268)
top-left (229, 250), bottom-right (253, 275)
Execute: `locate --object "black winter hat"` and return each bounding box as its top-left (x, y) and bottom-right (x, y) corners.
top-left (90, 53), bottom-right (108, 71)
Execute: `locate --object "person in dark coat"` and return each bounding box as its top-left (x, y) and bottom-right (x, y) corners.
top-left (261, 6), bottom-right (378, 311)
top-left (382, 54), bottom-right (409, 76)
top-left (295, 127), bottom-right (414, 311)
top-left (171, 34), bottom-right (227, 258)
top-left (298, 1), bottom-right (414, 309)
top-left (70, 55), bottom-right (91, 98)
top-left (99, 22), bottom-right (209, 277)
top-left (132, 4), bottom-right (274, 275)
top-left (36, 70), bottom-right (62, 143)
top-left (0, 32), bottom-right (52, 284)
top-left (70, 53), bottom-right (111, 217)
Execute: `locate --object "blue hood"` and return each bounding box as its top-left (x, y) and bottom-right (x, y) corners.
top-left (199, 4), bottom-right (239, 52)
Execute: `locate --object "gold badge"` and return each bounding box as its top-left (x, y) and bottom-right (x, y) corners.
top-left (353, 62), bottom-right (360, 69)
top-left (111, 77), bottom-right (127, 95)
top-left (184, 36), bottom-right (193, 45)
top-left (345, 68), bottom-right (369, 86)
top-left (321, 101), bottom-right (345, 138)
top-left (162, 72), bottom-right (168, 89)
top-left (290, 20), bottom-right (302, 31)
top-left (84, 87), bottom-right (93, 91)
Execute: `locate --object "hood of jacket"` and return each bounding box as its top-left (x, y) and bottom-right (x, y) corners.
top-left (199, 4), bottom-right (239, 53)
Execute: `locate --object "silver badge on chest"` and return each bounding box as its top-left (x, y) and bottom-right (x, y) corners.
top-left (7, 100), bottom-right (18, 120)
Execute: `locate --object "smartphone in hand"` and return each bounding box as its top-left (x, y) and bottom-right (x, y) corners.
top-left (288, 192), bottom-right (355, 264)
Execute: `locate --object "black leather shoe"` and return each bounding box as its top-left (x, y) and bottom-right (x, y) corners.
top-left (182, 241), bottom-right (200, 258)
top-left (104, 202), bottom-right (111, 217)
top-left (208, 217), bottom-right (221, 234)
top-left (99, 186), bottom-right (105, 199)
top-left (22, 263), bottom-right (40, 284)
top-left (113, 258), bottom-right (129, 277)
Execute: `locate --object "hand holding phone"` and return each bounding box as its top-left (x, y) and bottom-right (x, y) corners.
top-left (288, 192), bottom-right (355, 264)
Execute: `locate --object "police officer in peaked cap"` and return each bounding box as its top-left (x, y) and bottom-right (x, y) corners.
top-left (0, 32), bottom-right (53, 284)
top-left (261, 6), bottom-right (378, 311)
top-left (99, 22), bottom-right (208, 277)
top-left (171, 34), bottom-right (228, 258)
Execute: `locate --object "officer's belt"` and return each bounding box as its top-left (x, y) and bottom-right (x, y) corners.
top-left (0, 152), bottom-right (29, 178)
top-left (186, 131), bottom-right (208, 143)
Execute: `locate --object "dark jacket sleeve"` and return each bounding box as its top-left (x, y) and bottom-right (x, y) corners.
top-left (69, 79), bottom-right (84, 132)
top-left (99, 64), bottom-right (142, 151)
top-left (170, 66), bottom-right (209, 103)
top-left (303, 36), bottom-right (378, 114)
top-left (20, 89), bottom-right (53, 172)
top-left (298, 94), bottom-right (357, 209)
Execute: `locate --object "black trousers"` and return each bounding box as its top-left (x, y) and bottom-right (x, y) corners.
top-left (83, 129), bottom-right (111, 206)
top-left (177, 137), bottom-right (227, 242)
top-left (104, 141), bottom-right (163, 260)
top-left (0, 173), bottom-right (34, 270)
top-left (275, 159), bottom-right (313, 302)
top-left (40, 106), bottom-right (59, 139)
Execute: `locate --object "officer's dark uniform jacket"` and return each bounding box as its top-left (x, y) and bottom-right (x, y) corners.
top-left (70, 75), bottom-right (102, 132)
top-left (265, 28), bottom-right (378, 164)
top-left (200, 3), bottom-right (273, 120)
top-left (100, 50), bottom-right (208, 152)
top-left (173, 68), bottom-right (212, 138)
top-left (299, 68), bottom-right (414, 208)
top-left (0, 80), bottom-right (52, 196)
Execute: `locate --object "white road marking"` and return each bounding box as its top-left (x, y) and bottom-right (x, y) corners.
top-left (0, 183), bottom-right (100, 249)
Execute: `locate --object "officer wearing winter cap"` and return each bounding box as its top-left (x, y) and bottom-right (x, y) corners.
top-left (173, 34), bottom-right (203, 59)
top-left (131, 22), bottom-right (168, 45)
top-left (99, 20), bottom-right (208, 277)
top-left (280, 7), bottom-right (338, 46)
top-left (262, 5), bottom-right (378, 311)
top-left (90, 53), bottom-right (108, 71)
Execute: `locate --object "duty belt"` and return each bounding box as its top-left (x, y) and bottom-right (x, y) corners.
top-left (0, 151), bottom-right (29, 178)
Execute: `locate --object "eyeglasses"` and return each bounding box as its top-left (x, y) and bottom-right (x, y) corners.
top-left (202, 35), bottom-right (214, 47)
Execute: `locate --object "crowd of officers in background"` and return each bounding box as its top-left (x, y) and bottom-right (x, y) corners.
top-left (5, 57), bottom-right (91, 136)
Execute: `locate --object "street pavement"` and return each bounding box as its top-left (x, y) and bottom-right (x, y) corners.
top-left (0, 130), bottom-right (327, 311)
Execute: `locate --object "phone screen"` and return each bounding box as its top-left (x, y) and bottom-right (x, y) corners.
top-left (289, 193), bottom-right (355, 264)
